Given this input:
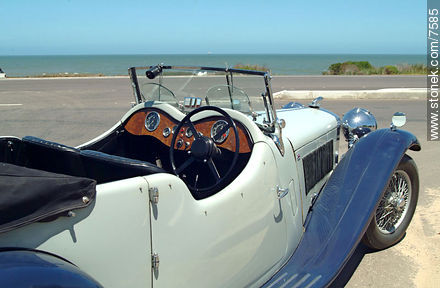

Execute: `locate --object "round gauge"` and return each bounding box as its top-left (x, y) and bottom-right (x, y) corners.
top-left (185, 127), bottom-right (193, 138)
top-left (163, 127), bottom-right (171, 138)
top-left (172, 125), bottom-right (178, 134)
top-left (145, 111), bottom-right (160, 132)
top-left (211, 120), bottom-right (230, 144)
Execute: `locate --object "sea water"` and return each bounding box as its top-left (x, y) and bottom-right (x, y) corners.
top-left (0, 54), bottom-right (426, 77)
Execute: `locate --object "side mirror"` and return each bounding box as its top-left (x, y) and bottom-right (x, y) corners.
top-left (391, 112), bottom-right (406, 130)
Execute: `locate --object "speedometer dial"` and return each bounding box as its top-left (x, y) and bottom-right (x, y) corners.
top-left (211, 120), bottom-right (230, 144)
top-left (145, 111), bottom-right (160, 132)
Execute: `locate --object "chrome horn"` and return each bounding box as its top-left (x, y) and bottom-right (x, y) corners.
top-left (342, 107), bottom-right (377, 148)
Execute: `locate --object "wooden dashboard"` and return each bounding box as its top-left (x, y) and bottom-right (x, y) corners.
top-left (124, 108), bottom-right (253, 153)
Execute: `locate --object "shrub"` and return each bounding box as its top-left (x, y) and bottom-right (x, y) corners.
top-left (384, 65), bottom-right (398, 75)
top-left (324, 61), bottom-right (425, 75)
top-left (328, 63), bottom-right (342, 75)
top-left (326, 61), bottom-right (373, 75)
top-left (340, 63), bottom-right (360, 75)
top-left (352, 61), bottom-right (373, 70)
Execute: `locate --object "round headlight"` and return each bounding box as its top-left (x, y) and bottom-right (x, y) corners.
top-left (342, 107), bottom-right (377, 147)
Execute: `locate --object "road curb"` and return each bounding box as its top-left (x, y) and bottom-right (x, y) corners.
top-left (274, 88), bottom-right (427, 100)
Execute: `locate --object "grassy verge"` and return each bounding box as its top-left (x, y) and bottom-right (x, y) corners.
top-left (323, 61), bottom-right (427, 75)
top-left (233, 64), bottom-right (269, 72)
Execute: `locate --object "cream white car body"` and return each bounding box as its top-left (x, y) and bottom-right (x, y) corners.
top-left (0, 98), bottom-right (337, 288)
top-left (4, 65), bottom-right (418, 288)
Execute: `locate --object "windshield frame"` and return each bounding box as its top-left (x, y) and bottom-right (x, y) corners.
top-left (128, 65), bottom-right (278, 132)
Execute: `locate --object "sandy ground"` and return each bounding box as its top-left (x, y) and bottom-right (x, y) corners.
top-left (394, 186), bottom-right (440, 287)
top-left (343, 186), bottom-right (440, 288)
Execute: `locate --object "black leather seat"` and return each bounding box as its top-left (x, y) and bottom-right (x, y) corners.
top-left (80, 150), bottom-right (166, 184)
top-left (21, 136), bottom-right (86, 177)
top-left (19, 136), bottom-right (165, 184)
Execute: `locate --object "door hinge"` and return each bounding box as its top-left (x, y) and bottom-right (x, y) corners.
top-left (149, 187), bottom-right (159, 204)
top-left (152, 253), bottom-right (160, 271)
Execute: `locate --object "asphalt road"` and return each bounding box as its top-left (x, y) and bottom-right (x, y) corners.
top-left (272, 75), bottom-right (426, 90)
top-left (0, 77), bottom-right (438, 287)
top-left (0, 74), bottom-right (426, 99)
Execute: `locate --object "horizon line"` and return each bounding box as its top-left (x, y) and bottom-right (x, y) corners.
top-left (0, 52), bottom-right (426, 57)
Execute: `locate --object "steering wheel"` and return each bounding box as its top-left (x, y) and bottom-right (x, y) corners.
top-left (170, 106), bottom-right (240, 194)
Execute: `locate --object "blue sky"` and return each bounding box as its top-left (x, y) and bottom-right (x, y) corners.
top-left (0, 0), bottom-right (426, 55)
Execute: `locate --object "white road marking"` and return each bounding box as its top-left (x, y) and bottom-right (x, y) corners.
top-left (0, 104), bottom-right (23, 106)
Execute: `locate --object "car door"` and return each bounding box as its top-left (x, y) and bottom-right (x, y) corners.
top-left (0, 177), bottom-right (153, 288)
top-left (145, 142), bottom-right (288, 288)
top-left (268, 137), bottom-right (304, 256)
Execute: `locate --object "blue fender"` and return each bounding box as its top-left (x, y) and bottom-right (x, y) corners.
top-left (262, 128), bottom-right (420, 288)
top-left (0, 249), bottom-right (102, 288)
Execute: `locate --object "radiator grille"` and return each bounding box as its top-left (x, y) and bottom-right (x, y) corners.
top-left (303, 141), bottom-right (334, 195)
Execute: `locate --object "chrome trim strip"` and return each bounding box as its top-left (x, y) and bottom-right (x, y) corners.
top-left (291, 274), bottom-right (310, 288)
top-left (265, 272), bottom-right (289, 288)
top-left (279, 274), bottom-right (299, 288)
top-left (304, 275), bottom-right (322, 288)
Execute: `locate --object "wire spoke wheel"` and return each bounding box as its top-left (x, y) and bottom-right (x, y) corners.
top-left (362, 154), bottom-right (419, 250)
top-left (375, 170), bottom-right (411, 234)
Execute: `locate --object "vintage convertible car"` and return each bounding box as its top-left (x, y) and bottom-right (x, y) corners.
top-left (0, 65), bottom-right (420, 287)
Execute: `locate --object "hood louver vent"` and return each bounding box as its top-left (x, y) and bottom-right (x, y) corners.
top-left (303, 141), bottom-right (334, 195)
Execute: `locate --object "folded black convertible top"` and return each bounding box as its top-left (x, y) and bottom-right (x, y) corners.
top-left (0, 162), bottom-right (96, 233)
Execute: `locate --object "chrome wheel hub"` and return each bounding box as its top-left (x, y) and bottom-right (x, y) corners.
top-left (375, 170), bottom-right (411, 234)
